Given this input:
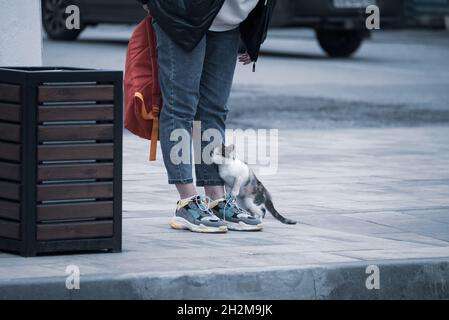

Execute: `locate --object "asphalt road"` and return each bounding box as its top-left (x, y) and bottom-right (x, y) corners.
top-left (43, 27), bottom-right (449, 128)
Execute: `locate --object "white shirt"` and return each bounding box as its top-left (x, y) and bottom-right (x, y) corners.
top-left (209, 0), bottom-right (259, 32)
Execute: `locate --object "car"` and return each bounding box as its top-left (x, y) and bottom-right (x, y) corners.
top-left (404, 0), bottom-right (449, 28)
top-left (42, 0), bottom-right (405, 57)
top-left (269, 0), bottom-right (405, 57)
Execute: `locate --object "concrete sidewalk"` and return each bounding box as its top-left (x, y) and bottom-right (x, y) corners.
top-left (1, 127), bottom-right (448, 299)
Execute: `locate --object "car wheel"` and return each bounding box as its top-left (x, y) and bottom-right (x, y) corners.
top-left (316, 29), bottom-right (364, 58)
top-left (42, 0), bottom-right (84, 40)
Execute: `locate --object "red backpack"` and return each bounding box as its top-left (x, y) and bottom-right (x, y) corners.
top-left (124, 14), bottom-right (162, 161)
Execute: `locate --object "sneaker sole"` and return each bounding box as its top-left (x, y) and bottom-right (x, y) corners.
top-left (224, 221), bottom-right (263, 231)
top-left (170, 217), bottom-right (227, 233)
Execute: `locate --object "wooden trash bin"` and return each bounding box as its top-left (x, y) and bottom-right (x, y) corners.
top-left (0, 67), bottom-right (122, 256)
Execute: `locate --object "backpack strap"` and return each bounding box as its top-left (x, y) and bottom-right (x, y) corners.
top-left (135, 92), bottom-right (160, 161)
top-left (146, 15), bottom-right (162, 111)
top-left (145, 15), bottom-right (162, 161)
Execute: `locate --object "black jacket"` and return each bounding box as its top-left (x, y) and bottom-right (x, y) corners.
top-left (138, 0), bottom-right (276, 63)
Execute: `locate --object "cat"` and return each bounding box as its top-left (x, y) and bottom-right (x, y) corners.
top-left (211, 144), bottom-right (296, 225)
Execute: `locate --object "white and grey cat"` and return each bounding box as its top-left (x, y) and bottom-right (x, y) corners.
top-left (211, 144), bottom-right (296, 225)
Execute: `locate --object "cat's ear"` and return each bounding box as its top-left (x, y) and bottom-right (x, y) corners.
top-left (225, 144), bottom-right (236, 159)
top-left (221, 144), bottom-right (226, 157)
top-left (227, 144), bottom-right (235, 152)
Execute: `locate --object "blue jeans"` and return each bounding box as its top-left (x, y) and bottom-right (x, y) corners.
top-left (153, 22), bottom-right (240, 186)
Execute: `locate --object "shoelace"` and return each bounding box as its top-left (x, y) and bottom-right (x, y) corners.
top-left (223, 195), bottom-right (247, 221)
top-left (195, 195), bottom-right (219, 221)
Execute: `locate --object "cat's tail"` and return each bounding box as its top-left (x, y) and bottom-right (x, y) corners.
top-left (265, 199), bottom-right (297, 225)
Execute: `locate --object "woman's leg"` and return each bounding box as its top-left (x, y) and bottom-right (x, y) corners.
top-left (204, 185), bottom-right (225, 200)
top-left (153, 22), bottom-right (207, 197)
top-left (176, 184), bottom-right (198, 199)
top-left (194, 28), bottom-right (240, 199)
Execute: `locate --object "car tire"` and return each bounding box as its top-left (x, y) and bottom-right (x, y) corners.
top-left (42, 0), bottom-right (84, 40)
top-left (316, 29), bottom-right (364, 58)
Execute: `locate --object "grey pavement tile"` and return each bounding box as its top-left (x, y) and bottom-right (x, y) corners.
top-left (400, 208), bottom-right (449, 224)
top-left (342, 211), bottom-right (449, 241)
top-left (373, 232), bottom-right (449, 247)
top-left (334, 247), bottom-right (449, 261)
top-left (296, 214), bottom-right (401, 234)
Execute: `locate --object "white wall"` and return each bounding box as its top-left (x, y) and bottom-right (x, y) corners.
top-left (0, 0), bottom-right (43, 66)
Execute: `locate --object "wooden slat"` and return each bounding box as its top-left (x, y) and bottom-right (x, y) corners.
top-left (0, 141), bottom-right (20, 162)
top-left (0, 161), bottom-right (20, 181)
top-left (0, 102), bottom-right (21, 122)
top-left (35, 238), bottom-right (114, 253)
top-left (0, 180), bottom-right (20, 201)
top-left (38, 85), bottom-right (114, 103)
top-left (0, 219), bottom-right (20, 239)
top-left (38, 104), bottom-right (114, 122)
top-left (37, 221), bottom-right (113, 241)
top-left (0, 83), bottom-right (21, 103)
top-left (37, 182), bottom-right (113, 201)
top-left (37, 201), bottom-right (113, 221)
top-left (38, 163), bottom-right (113, 181)
top-left (38, 124), bottom-right (113, 142)
top-left (0, 122), bottom-right (20, 142)
top-left (0, 199), bottom-right (20, 220)
top-left (38, 143), bottom-right (114, 161)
